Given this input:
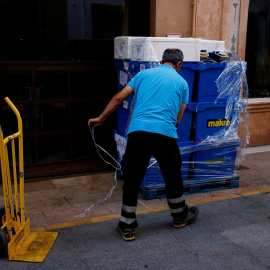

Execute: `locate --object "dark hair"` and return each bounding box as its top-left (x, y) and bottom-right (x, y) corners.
top-left (162, 48), bottom-right (184, 64)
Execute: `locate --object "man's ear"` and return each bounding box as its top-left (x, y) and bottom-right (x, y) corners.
top-left (176, 61), bottom-right (182, 71)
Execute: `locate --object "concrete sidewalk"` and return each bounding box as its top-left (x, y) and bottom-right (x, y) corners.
top-left (0, 146), bottom-right (270, 231)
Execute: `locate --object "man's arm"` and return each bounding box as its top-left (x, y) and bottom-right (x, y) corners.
top-left (88, 85), bottom-right (134, 127)
top-left (176, 103), bottom-right (186, 127)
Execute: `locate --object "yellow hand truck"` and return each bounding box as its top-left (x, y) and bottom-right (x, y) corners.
top-left (0, 97), bottom-right (58, 262)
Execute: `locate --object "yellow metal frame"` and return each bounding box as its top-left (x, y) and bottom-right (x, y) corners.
top-left (0, 97), bottom-right (58, 262)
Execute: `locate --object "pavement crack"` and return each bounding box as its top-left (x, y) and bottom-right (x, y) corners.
top-left (64, 196), bottom-right (73, 206)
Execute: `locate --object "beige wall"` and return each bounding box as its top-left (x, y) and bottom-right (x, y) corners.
top-left (151, 0), bottom-right (270, 147)
top-left (239, 100), bottom-right (270, 147)
top-left (238, 0), bottom-right (250, 59)
top-left (150, 0), bottom-right (193, 37)
top-left (195, 0), bottom-right (249, 60)
top-left (151, 0), bottom-right (250, 59)
top-left (195, 0), bottom-right (232, 45)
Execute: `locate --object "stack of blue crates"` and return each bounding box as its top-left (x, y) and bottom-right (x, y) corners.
top-left (114, 59), bottom-right (197, 180)
top-left (114, 59), bottom-right (132, 136)
top-left (191, 139), bottom-right (241, 180)
top-left (114, 51), bottom-right (243, 199)
top-left (188, 62), bottom-right (242, 183)
top-left (114, 59), bottom-right (199, 139)
top-left (142, 141), bottom-right (194, 186)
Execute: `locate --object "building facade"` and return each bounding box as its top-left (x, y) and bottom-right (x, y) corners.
top-left (0, 0), bottom-right (269, 179)
top-left (150, 0), bottom-right (270, 147)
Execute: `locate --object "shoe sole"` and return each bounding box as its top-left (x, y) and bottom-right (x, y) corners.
top-left (173, 221), bottom-right (190, 228)
top-left (121, 235), bottom-right (135, 241)
top-left (173, 207), bottom-right (199, 228)
top-left (117, 227), bottom-right (135, 242)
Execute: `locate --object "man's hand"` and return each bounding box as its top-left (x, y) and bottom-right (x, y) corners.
top-left (88, 117), bottom-right (104, 127)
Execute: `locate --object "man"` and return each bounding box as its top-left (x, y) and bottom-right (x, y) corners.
top-left (88, 48), bottom-right (198, 241)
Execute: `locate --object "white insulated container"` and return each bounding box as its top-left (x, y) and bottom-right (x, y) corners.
top-left (114, 36), bottom-right (138, 59)
top-left (114, 36), bottom-right (201, 62)
top-left (201, 39), bottom-right (225, 53)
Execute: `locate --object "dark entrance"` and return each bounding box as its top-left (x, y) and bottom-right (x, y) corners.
top-left (246, 0), bottom-right (270, 98)
top-left (0, 0), bottom-right (150, 180)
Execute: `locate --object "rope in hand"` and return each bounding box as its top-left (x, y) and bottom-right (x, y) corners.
top-left (76, 124), bottom-right (150, 218)
top-left (88, 125), bottom-right (121, 170)
top-left (76, 125), bottom-right (119, 218)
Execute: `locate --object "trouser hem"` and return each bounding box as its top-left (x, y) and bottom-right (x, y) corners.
top-left (171, 205), bottom-right (189, 220)
top-left (118, 221), bottom-right (138, 230)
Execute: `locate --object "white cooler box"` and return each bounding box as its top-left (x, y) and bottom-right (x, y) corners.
top-left (201, 39), bottom-right (225, 53)
top-left (114, 36), bottom-right (201, 62)
top-left (114, 36), bottom-right (139, 59)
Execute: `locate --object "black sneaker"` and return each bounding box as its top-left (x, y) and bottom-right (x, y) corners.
top-left (117, 225), bottom-right (135, 241)
top-left (173, 207), bottom-right (199, 228)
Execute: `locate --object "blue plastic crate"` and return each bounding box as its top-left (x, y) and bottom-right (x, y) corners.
top-left (113, 133), bottom-right (194, 182)
top-left (116, 106), bottom-right (131, 136)
top-left (115, 60), bottom-right (132, 91)
top-left (117, 101), bottom-right (196, 142)
top-left (177, 102), bottom-right (196, 141)
top-left (119, 95), bottom-right (134, 112)
top-left (130, 61), bottom-right (198, 103)
top-left (191, 139), bottom-right (241, 180)
top-left (114, 131), bottom-right (128, 179)
top-left (194, 102), bottom-right (236, 142)
top-left (178, 141), bottom-right (194, 181)
top-left (195, 62), bottom-right (227, 102)
top-left (142, 141), bottom-right (194, 186)
top-left (179, 62), bottom-right (199, 103)
top-left (129, 61), bottom-right (160, 76)
top-left (141, 174), bottom-right (239, 200)
top-left (129, 61), bottom-right (195, 103)
top-left (117, 60), bottom-right (198, 103)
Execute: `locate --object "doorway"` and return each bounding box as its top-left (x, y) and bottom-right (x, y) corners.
top-left (245, 0), bottom-right (270, 98)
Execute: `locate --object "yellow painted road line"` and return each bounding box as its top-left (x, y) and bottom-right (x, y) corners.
top-left (240, 187), bottom-right (270, 196)
top-left (33, 187), bottom-right (270, 231)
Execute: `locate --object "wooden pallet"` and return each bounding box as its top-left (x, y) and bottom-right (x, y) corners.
top-left (141, 174), bottom-right (240, 200)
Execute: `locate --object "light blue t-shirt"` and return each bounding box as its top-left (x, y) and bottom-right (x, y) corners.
top-left (127, 64), bottom-right (189, 139)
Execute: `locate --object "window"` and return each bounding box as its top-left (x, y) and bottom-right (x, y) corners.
top-left (246, 0), bottom-right (270, 98)
top-left (0, 0), bottom-right (67, 61)
top-left (0, 0), bottom-right (150, 178)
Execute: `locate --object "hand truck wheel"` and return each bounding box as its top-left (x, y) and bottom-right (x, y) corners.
top-left (0, 206), bottom-right (6, 233)
top-left (0, 228), bottom-right (8, 257)
top-left (0, 206), bottom-right (21, 234)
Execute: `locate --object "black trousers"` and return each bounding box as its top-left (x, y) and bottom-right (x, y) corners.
top-left (119, 131), bottom-right (188, 229)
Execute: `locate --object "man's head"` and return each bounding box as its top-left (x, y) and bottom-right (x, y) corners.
top-left (162, 48), bottom-right (184, 72)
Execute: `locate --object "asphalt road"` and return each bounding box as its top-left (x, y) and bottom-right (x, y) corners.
top-left (1, 191), bottom-right (270, 270)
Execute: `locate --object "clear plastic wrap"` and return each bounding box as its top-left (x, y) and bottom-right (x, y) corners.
top-left (114, 36), bottom-right (201, 62)
top-left (215, 53), bottom-right (250, 167)
top-left (77, 40), bottom-right (250, 216)
top-left (114, 48), bottom-right (249, 191)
